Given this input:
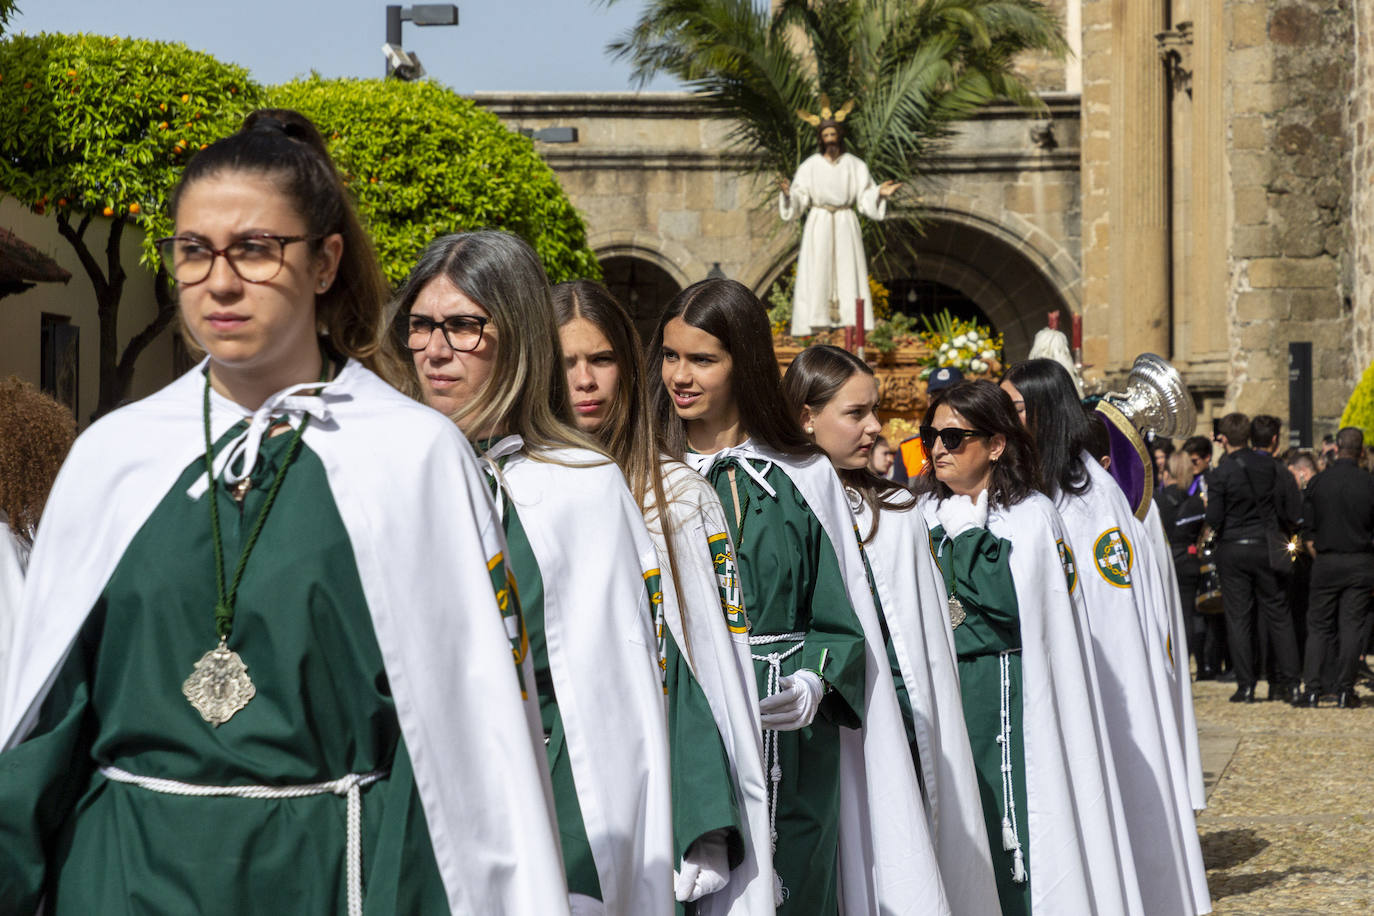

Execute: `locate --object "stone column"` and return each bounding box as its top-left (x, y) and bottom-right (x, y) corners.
top-left (1107, 0), bottom-right (1170, 370)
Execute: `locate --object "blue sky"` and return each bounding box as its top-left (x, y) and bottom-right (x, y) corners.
top-left (7, 0), bottom-right (686, 92)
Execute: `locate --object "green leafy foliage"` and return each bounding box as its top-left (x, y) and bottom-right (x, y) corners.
top-left (269, 76), bottom-right (600, 286)
top-left (1340, 359), bottom-right (1374, 440)
top-left (866, 311), bottom-right (920, 354)
top-left (0, 32), bottom-right (264, 265)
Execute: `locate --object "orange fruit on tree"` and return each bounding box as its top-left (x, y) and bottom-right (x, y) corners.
top-left (128, 202), bottom-right (141, 215)
top-left (159, 121), bottom-right (168, 130)
top-left (102, 206), bottom-right (114, 217)
top-left (159, 102), bottom-right (167, 111)
top-left (66, 69), bottom-right (77, 77)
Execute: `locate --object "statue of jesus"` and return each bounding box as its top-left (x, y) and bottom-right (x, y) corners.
top-left (779, 99), bottom-right (901, 338)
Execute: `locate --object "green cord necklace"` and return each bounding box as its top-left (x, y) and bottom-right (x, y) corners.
top-left (181, 368), bottom-right (315, 726)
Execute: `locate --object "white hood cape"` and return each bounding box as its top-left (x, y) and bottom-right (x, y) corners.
top-left (0, 361), bottom-right (568, 914)
top-left (688, 443), bottom-right (950, 916)
top-left (1059, 461), bottom-right (1210, 915)
top-left (486, 437), bottom-right (674, 916)
top-left (0, 517), bottom-right (24, 704)
top-left (647, 460), bottom-right (773, 916)
top-left (1141, 500), bottom-right (1207, 812)
top-left (922, 491), bottom-right (1145, 915)
top-left (851, 493), bottom-right (1000, 916)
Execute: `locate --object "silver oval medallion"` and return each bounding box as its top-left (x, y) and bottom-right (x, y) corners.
top-left (948, 595), bottom-right (967, 629)
top-left (182, 640), bottom-right (256, 726)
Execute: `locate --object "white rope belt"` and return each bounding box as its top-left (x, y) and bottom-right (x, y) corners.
top-left (995, 650), bottom-right (1027, 883)
top-left (748, 631), bottom-right (806, 905)
top-left (100, 765), bottom-right (387, 916)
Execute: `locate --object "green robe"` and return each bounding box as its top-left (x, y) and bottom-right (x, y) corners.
top-left (930, 524), bottom-right (1031, 916)
top-left (0, 423), bottom-right (448, 914)
top-left (703, 459), bottom-right (866, 916)
top-left (492, 459), bottom-right (741, 907)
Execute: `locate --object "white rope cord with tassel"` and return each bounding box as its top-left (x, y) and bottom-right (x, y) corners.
top-left (100, 765), bottom-right (386, 916)
top-left (748, 631), bottom-right (807, 906)
top-left (996, 649), bottom-right (1027, 883)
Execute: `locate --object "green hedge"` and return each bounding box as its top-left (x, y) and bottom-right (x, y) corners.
top-left (1340, 358), bottom-right (1374, 439)
top-left (270, 76), bottom-right (600, 286)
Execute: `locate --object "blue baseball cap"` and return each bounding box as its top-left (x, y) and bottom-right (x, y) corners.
top-left (927, 366), bottom-right (964, 392)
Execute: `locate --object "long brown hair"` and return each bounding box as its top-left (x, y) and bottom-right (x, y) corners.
top-left (170, 108), bottom-right (394, 374)
top-left (913, 380), bottom-right (1040, 510)
top-left (647, 278), bottom-right (813, 459)
top-left (781, 345), bottom-right (912, 543)
top-left (0, 377), bottom-right (76, 542)
top-left (553, 280), bottom-right (691, 648)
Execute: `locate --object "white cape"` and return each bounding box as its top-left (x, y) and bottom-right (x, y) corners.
top-left (852, 493), bottom-right (1001, 916)
top-left (0, 518), bottom-right (24, 707)
top-left (922, 491), bottom-right (1145, 915)
top-left (1059, 461), bottom-right (1210, 915)
top-left (487, 438), bottom-right (674, 916)
top-left (1, 361), bottom-right (568, 915)
top-left (647, 460), bottom-right (773, 916)
top-left (780, 152), bottom-right (886, 335)
top-left (689, 444), bottom-right (949, 916)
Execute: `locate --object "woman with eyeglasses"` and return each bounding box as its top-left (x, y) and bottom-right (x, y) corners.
top-left (780, 345), bottom-right (999, 916)
top-left (915, 379), bottom-right (1142, 916)
top-left (396, 231), bottom-right (672, 916)
top-left (0, 111), bottom-right (564, 914)
top-left (552, 280), bottom-right (772, 916)
top-left (650, 279), bottom-right (944, 915)
top-left (999, 360), bottom-right (1209, 916)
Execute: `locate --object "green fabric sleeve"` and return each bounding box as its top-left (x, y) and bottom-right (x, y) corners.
top-left (0, 630), bottom-right (98, 911)
top-left (665, 632), bottom-right (744, 867)
top-left (802, 522), bottom-right (867, 729)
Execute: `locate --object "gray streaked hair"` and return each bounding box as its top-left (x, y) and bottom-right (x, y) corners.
top-left (386, 230), bottom-right (605, 461)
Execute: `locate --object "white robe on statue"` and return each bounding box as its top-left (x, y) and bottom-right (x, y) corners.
top-left (851, 494), bottom-right (1000, 916)
top-left (646, 460), bottom-right (773, 916)
top-left (780, 152), bottom-right (887, 336)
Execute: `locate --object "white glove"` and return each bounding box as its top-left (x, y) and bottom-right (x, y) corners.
top-left (934, 490), bottom-right (989, 539)
top-left (674, 830), bottom-right (731, 902)
top-left (758, 668), bottom-right (823, 731)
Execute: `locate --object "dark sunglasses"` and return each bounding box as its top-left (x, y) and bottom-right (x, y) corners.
top-left (920, 425), bottom-right (990, 452)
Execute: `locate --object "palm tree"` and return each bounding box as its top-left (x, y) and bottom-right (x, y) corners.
top-left (608, 0), bottom-right (1067, 245)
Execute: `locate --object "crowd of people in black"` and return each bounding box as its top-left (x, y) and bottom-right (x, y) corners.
top-left (1153, 415), bottom-right (1374, 708)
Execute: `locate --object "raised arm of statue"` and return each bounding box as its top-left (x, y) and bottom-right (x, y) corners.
top-left (855, 159), bottom-right (888, 222)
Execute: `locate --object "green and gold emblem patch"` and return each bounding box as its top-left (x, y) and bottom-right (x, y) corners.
top-left (710, 531), bottom-right (749, 634)
top-left (1057, 539), bottom-right (1078, 593)
top-left (644, 567), bottom-right (668, 693)
top-left (1093, 528), bottom-right (1134, 588)
top-left (488, 552), bottom-right (528, 697)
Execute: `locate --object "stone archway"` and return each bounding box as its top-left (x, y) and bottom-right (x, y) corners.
top-left (877, 196), bottom-right (1082, 360)
top-left (597, 247), bottom-right (685, 342)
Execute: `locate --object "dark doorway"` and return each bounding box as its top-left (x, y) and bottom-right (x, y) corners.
top-left (884, 277), bottom-right (994, 329)
top-left (600, 256), bottom-right (683, 343)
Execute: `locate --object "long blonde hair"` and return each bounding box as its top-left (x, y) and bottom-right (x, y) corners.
top-left (386, 231), bottom-right (603, 460)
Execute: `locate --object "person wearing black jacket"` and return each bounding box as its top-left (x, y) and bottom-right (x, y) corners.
top-left (1156, 450), bottom-right (1209, 676)
top-left (1295, 427), bottom-right (1374, 709)
top-left (1204, 412), bottom-right (1303, 703)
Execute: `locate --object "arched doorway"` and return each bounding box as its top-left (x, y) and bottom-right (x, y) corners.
top-left (875, 213), bottom-right (1078, 360)
top-left (599, 256), bottom-right (683, 343)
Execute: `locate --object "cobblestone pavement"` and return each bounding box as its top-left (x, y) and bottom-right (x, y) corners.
top-left (1194, 676), bottom-right (1374, 914)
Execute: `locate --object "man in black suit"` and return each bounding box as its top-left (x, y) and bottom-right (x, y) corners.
top-left (1250, 415), bottom-right (1304, 694)
top-left (1205, 412), bottom-right (1303, 703)
top-left (1295, 428), bottom-right (1374, 708)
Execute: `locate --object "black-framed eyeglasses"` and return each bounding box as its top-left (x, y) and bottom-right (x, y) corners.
top-left (920, 425), bottom-right (990, 452)
top-left (403, 314), bottom-right (490, 353)
top-left (155, 233), bottom-right (321, 286)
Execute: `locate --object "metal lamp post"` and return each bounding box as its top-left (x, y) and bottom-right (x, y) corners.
top-left (384, 4), bottom-right (459, 79)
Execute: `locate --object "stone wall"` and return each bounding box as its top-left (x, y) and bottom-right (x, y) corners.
top-left (1352, 3), bottom-right (1374, 385)
top-left (1225, 0), bottom-right (1354, 430)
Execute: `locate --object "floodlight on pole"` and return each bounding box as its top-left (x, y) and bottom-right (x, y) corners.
top-left (384, 4), bottom-right (459, 78)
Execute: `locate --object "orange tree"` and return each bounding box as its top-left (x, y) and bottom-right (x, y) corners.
top-left (269, 76), bottom-right (600, 287)
top-left (0, 33), bottom-right (263, 417)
